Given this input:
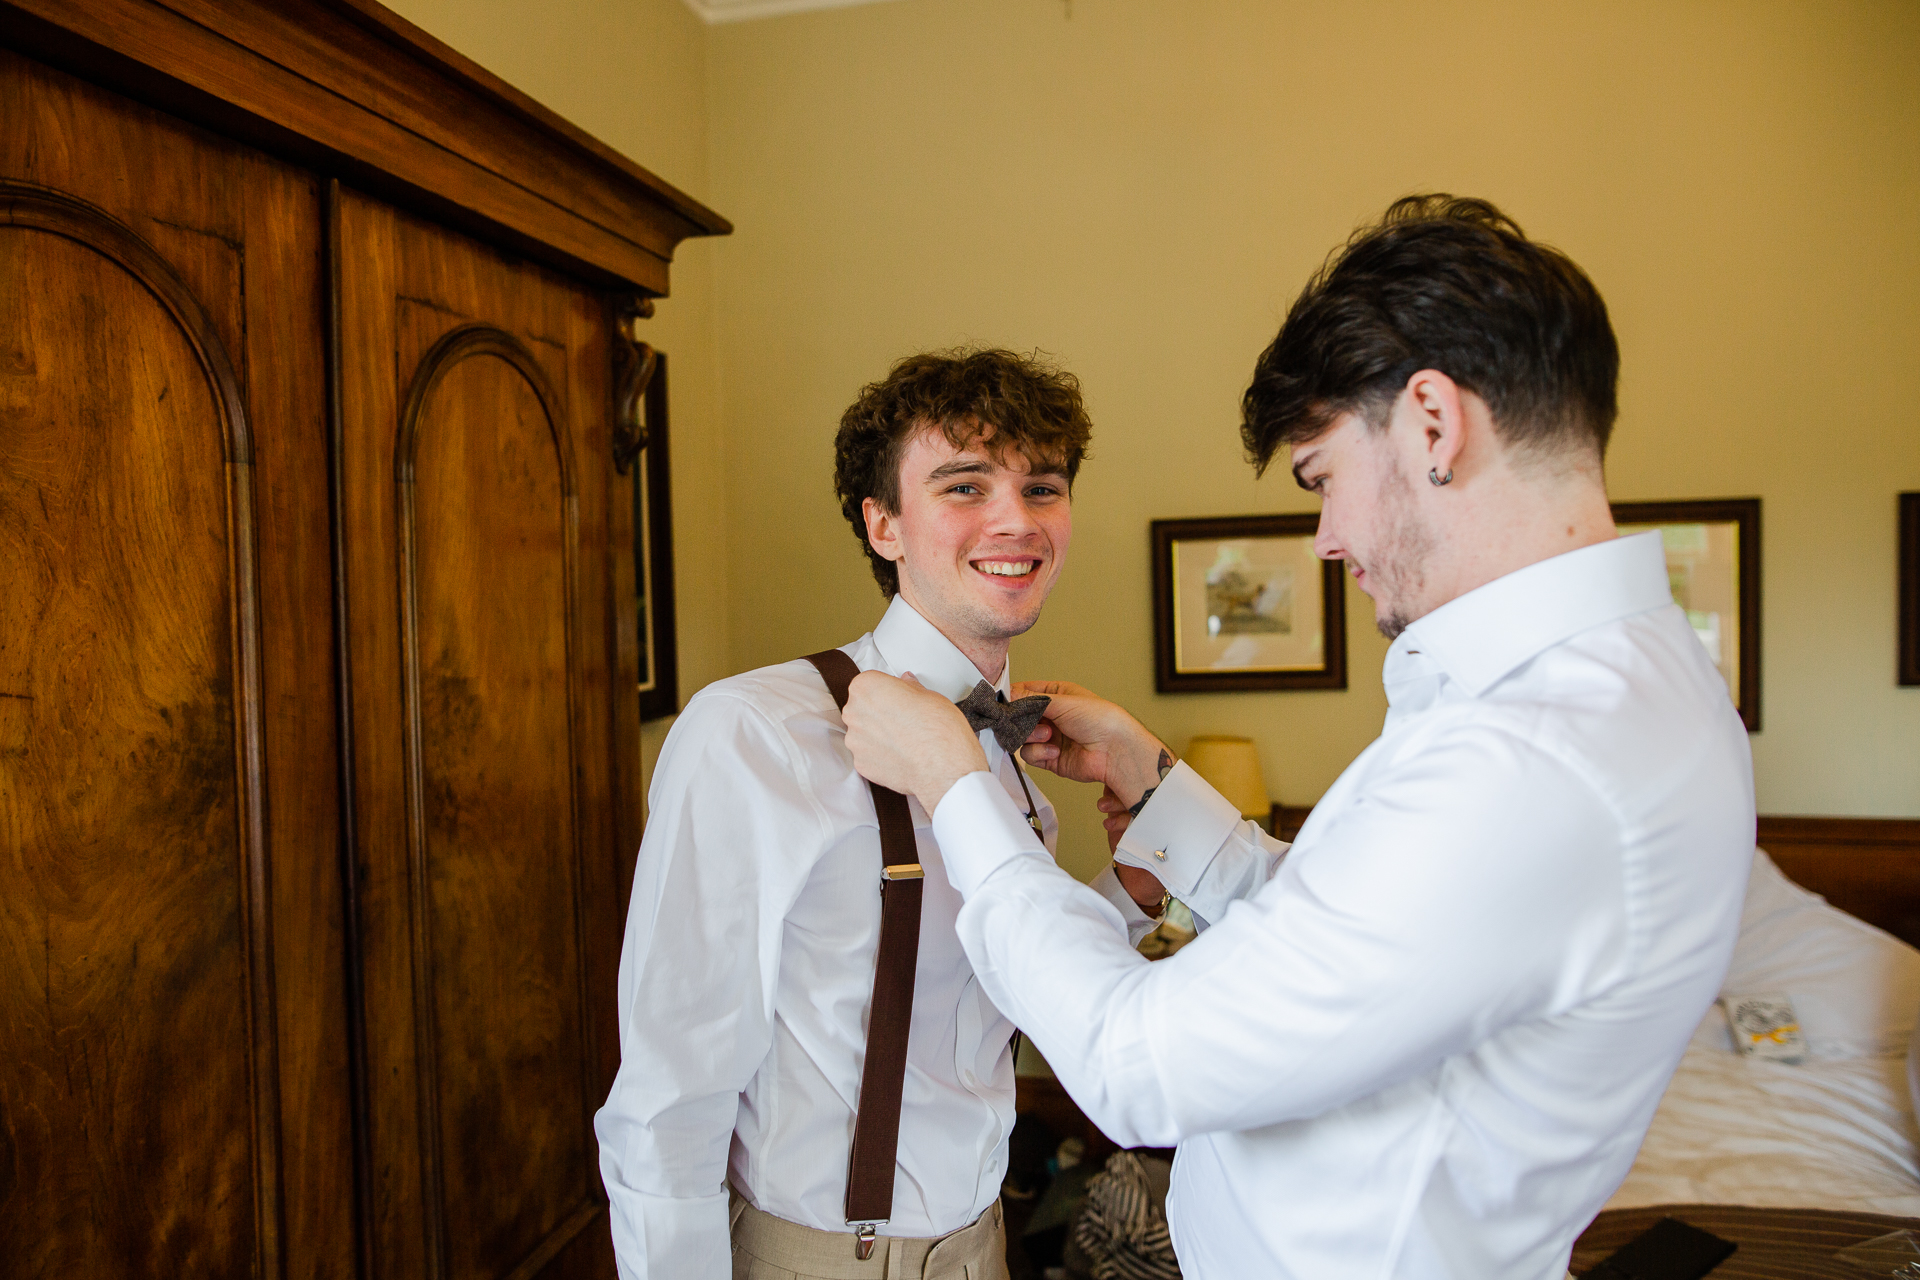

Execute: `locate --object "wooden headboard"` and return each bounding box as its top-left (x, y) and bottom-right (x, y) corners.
top-left (1273, 806), bottom-right (1920, 950)
top-left (1756, 815), bottom-right (1920, 949)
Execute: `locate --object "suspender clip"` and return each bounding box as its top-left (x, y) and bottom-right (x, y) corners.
top-left (852, 1222), bottom-right (881, 1259)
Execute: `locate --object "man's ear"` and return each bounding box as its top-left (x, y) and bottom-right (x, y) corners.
top-left (1402, 369), bottom-right (1469, 482)
top-left (862, 497), bottom-right (904, 563)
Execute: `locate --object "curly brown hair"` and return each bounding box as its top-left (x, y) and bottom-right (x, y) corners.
top-left (834, 348), bottom-right (1093, 596)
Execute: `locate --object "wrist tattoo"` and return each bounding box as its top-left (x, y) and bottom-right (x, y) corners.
top-left (1126, 749), bottom-right (1176, 818)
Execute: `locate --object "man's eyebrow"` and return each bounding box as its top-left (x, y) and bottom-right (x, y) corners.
top-left (923, 458), bottom-right (1070, 483)
top-left (1290, 449), bottom-right (1320, 491)
top-left (925, 459), bottom-right (994, 482)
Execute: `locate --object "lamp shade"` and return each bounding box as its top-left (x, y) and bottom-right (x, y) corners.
top-left (1184, 735), bottom-right (1271, 819)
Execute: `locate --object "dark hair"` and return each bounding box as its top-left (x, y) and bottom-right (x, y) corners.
top-left (1241, 194), bottom-right (1619, 473)
top-left (834, 348), bottom-right (1093, 596)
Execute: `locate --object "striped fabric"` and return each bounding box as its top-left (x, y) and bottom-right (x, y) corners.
top-left (1070, 1153), bottom-right (1182, 1280)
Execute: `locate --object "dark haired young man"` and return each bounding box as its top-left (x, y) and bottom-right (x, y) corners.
top-left (842, 199), bottom-right (1756, 1278)
top-left (595, 350), bottom-right (1158, 1279)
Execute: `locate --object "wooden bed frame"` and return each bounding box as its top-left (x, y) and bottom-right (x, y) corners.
top-left (1752, 815), bottom-right (1920, 948)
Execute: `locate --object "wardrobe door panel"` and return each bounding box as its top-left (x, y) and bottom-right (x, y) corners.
top-left (336, 186), bottom-right (621, 1280)
top-left (0, 48), bottom-right (349, 1280)
top-left (0, 60), bottom-right (295, 1280)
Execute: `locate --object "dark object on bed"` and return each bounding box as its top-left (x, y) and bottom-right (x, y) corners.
top-left (1575, 1207), bottom-right (1920, 1279)
top-left (1580, 1215), bottom-right (1736, 1279)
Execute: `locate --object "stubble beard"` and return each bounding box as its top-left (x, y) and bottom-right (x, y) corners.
top-left (1369, 455), bottom-right (1436, 641)
top-left (951, 588), bottom-right (1047, 646)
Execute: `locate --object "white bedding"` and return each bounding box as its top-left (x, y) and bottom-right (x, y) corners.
top-left (1604, 1043), bottom-right (1920, 1215)
top-left (1602, 848), bottom-right (1920, 1216)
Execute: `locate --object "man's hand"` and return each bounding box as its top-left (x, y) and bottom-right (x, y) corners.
top-left (1097, 784), bottom-right (1169, 917)
top-left (1012, 680), bottom-right (1173, 812)
top-left (1098, 784), bottom-right (1131, 851)
top-left (842, 671), bottom-right (989, 813)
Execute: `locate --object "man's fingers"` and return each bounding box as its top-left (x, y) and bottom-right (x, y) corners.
top-left (1013, 679), bottom-right (1085, 699)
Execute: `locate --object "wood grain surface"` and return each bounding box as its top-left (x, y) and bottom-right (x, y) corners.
top-left (1, 0), bottom-right (729, 293)
top-left (1758, 814), bottom-right (1920, 949)
top-left (1573, 1205), bottom-right (1920, 1278)
top-left (2, 8), bottom-right (690, 1275)
top-left (0, 54), bottom-right (286, 1276)
top-left (337, 187), bottom-right (622, 1280)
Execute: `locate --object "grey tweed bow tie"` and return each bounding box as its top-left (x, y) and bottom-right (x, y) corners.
top-left (955, 681), bottom-right (1051, 754)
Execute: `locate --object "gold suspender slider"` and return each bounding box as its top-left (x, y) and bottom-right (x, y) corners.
top-left (882, 863), bottom-right (923, 881)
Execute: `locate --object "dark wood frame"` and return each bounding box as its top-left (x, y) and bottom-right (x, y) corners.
top-left (1151, 513), bottom-right (1346, 693)
top-left (0, 0), bottom-right (729, 292)
top-left (1900, 492), bottom-right (1919, 688)
top-left (636, 355), bottom-right (679, 721)
top-left (1611, 498), bottom-right (1761, 731)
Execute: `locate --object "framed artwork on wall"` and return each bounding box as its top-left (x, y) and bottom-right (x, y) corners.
top-left (635, 353), bottom-right (679, 721)
top-left (1900, 492), bottom-right (1919, 688)
top-left (1611, 498), bottom-right (1760, 730)
top-left (1150, 513), bottom-right (1346, 693)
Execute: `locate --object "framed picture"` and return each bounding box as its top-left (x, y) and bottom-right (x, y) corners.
top-left (636, 354), bottom-right (679, 721)
top-left (1150, 513), bottom-right (1346, 693)
top-left (1901, 492), bottom-right (1919, 688)
top-left (1611, 498), bottom-right (1760, 730)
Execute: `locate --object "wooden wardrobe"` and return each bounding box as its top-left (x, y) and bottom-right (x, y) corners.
top-left (0, 3), bottom-right (728, 1276)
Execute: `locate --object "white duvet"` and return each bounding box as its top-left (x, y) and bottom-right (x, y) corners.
top-left (1605, 1044), bottom-right (1920, 1215)
top-left (1603, 848), bottom-right (1920, 1216)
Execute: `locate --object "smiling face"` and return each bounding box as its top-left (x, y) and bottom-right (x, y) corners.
top-left (862, 426), bottom-right (1072, 676)
top-left (1292, 411), bottom-right (1436, 639)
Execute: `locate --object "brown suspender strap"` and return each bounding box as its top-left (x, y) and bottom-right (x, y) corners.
top-left (803, 649), bottom-right (922, 1242)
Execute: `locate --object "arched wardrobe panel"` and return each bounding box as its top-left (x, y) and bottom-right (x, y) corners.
top-left (0, 184), bottom-right (281, 1277)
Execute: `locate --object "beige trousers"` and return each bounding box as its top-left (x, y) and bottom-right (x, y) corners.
top-left (728, 1191), bottom-right (1009, 1280)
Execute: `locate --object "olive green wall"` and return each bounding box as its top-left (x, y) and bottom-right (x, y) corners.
top-left (388, 0), bottom-right (1920, 881)
top-left (704, 0), bottom-right (1920, 877)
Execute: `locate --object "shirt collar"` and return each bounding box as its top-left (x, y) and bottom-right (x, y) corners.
top-left (870, 594), bottom-right (1010, 703)
top-left (1384, 530), bottom-right (1673, 702)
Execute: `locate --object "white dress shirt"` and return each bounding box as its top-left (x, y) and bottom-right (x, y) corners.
top-left (931, 532), bottom-right (1756, 1279)
top-left (595, 595), bottom-right (1150, 1279)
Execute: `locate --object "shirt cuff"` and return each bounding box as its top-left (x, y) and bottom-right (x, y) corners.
top-left (1112, 760), bottom-right (1243, 898)
top-left (932, 769), bottom-right (1048, 898)
top-left (1089, 864), bottom-right (1161, 947)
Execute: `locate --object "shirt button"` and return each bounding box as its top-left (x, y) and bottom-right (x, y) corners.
top-left (1152, 849), bottom-right (1167, 861)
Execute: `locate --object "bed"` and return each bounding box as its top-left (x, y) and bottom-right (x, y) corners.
top-left (1568, 815), bottom-right (1920, 1277)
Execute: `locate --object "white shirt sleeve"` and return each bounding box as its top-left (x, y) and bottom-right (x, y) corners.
top-left (933, 725), bottom-right (1629, 1150)
top-left (595, 693), bottom-right (829, 1280)
top-left (1087, 864), bottom-right (1162, 948)
top-left (1112, 761), bottom-right (1290, 929)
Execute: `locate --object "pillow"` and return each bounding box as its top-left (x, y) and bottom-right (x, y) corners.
top-left (1694, 848), bottom-right (1920, 1060)
top-left (1909, 1014), bottom-right (1920, 1123)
